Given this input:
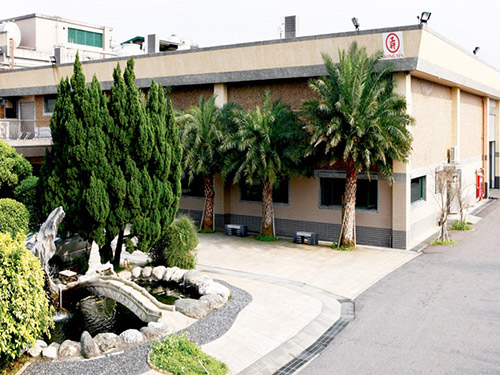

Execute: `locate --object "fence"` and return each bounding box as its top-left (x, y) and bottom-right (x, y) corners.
top-left (0, 119), bottom-right (51, 140)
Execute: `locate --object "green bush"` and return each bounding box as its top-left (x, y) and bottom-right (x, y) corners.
top-left (0, 141), bottom-right (32, 198)
top-left (0, 199), bottom-right (29, 237)
top-left (151, 216), bottom-right (198, 269)
top-left (0, 233), bottom-right (54, 363)
top-left (13, 176), bottom-right (41, 230)
top-left (149, 334), bottom-right (227, 375)
top-left (451, 220), bottom-right (472, 231)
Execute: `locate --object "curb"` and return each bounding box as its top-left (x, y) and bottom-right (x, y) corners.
top-left (198, 265), bottom-right (354, 375)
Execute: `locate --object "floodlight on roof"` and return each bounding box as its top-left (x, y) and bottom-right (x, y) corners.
top-left (49, 55), bottom-right (57, 64)
top-left (351, 17), bottom-right (360, 31)
top-left (419, 12), bottom-right (431, 24)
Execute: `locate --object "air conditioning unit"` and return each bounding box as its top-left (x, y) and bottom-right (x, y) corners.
top-left (450, 146), bottom-right (459, 163)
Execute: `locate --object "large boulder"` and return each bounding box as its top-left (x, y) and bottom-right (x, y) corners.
top-left (148, 321), bottom-right (170, 334)
top-left (119, 329), bottom-right (145, 345)
top-left (141, 266), bottom-right (153, 278)
top-left (174, 298), bottom-right (209, 319)
top-left (199, 281), bottom-right (231, 300)
top-left (131, 267), bottom-right (142, 278)
top-left (80, 331), bottom-right (99, 359)
top-left (94, 332), bottom-right (125, 353)
top-left (58, 340), bottom-right (81, 358)
top-left (42, 342), bottom-right (60, 360)
top-left (28, 340), bottom-right (47, 357)
top-left (170, 267), bottom-right (187, 283)
top-left (183, 270), bottom-right (202, 286)
top-left (152, 266), bottom-right (167, 281)
top-left (140, 326), bottom-right (166, 341)
top-left (200, 293), bottom-right (228, 310)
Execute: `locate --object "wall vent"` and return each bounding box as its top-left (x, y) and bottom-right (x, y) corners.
top-left (284, 16), bottom-right (296, 38)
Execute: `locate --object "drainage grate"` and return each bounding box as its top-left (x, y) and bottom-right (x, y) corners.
top-left (273, 300), bottom-right (354, 375)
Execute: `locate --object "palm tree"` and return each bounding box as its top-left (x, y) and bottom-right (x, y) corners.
top-left (223, 91), bottom-right (306, 238)
top-left (178, 95), bottom-right (222, 232)
top-left (301, 42), bottom-right (413, 248)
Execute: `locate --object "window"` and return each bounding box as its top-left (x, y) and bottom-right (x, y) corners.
top-left (240, 179), bottom-right (289, 204)
top-left (411, 176), bottom-right (426, 203)
top-left (43, 95), bottom-right (57, 114)
top-left (68, 28), bottom-right (103, 48)
top-left (181, 175), bottom-right (205, 197)
top-left (320, 177), bottom-right (378, 210)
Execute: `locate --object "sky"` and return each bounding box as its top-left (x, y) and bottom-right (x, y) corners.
top-left (2, 0), bottom-right (500, 68)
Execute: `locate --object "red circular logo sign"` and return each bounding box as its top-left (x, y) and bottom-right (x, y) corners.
top-left (385, 33), bottom-right (400, 53)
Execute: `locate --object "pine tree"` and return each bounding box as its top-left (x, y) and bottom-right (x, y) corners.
top-left (39, 55), bottom-right (111, 246)
top-left (107, 58), bottom-right (180, 267)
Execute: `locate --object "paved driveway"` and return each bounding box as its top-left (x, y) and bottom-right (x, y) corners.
top-left (301, 200), bottom-right (500, 375)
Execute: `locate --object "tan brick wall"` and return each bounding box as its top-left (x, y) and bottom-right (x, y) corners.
top-left (168, 85), bottom-right (213, 110)
top-left (225, 175), bottom-right (393, 229)
top-left (35, 95), bottom-right (51, 126)
top-left (227, 79), bottom-right (316, 111)
top-left (460, 91), bottom-right (483, 160)
top-left (410, 77), bottom-right (452, 169)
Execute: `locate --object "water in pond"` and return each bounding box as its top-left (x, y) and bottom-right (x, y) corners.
top-left (137, 280), bottom-right (199, 305)
top-left (48, 288), bottom-right (143, 344)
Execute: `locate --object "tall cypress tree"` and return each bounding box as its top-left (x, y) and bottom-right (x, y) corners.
top-left (39, 55), bottom-right (110, 246)
top-left (108, 60), bottom-right (181, 267)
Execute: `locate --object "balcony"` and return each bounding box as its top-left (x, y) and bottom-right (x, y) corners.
top-left (0, 119), bottom-right (52, 157)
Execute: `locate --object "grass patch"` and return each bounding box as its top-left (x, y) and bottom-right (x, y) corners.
top-left (432, 239), bottom-right (457, 246)
top-left (0, 354), bottom-right (32, 375)
top-left (149, 334), bottom-right (227, 375)
top-left (331, 242), bottom-right (354, 251)
top-left (256, 234), bottom-right (278, 241)
top-left (451, 220), bottom-right (472, 231)
top-left (198, 229), bottom-right (216, 234)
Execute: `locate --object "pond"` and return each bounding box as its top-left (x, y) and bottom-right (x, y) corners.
top-left (137, 280), bottom-right (198, 306)
top-left (48, 281), bottom-right (197, 344)
top-left (48, 287), bottom-right (144, 344)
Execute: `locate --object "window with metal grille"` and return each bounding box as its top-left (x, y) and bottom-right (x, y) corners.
top-left (68, 28), bottom-right (103, 48)
top-left (320, 177), bottom-right (378, 210)
top-left (43, 95), bottom-right (57, 115)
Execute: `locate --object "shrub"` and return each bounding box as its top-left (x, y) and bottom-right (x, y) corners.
top-left (451, 220), bottom-right (472, 231)
top-left (165, 216), bottom-right (198, 269)
top-left (0, 141), bottom-right (32, 198)
top-left (149, 334), bottom-right (227, 375)
top-left (13, 176), bottom-right (41, 230)
top-left (0, 233), bottom-right (54, 363)
top-left (151, 216), bottom-right (198, 269)
top-left (0, 199), bottom-right (29, 237)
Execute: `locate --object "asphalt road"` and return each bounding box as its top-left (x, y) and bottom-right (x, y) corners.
top-left (301, 200), bottom-right (500, 375)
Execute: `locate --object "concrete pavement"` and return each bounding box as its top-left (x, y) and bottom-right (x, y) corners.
top-left (299, 197), bottom-right (500, 375)
top-left (193, 235), bottom-right (418, 374)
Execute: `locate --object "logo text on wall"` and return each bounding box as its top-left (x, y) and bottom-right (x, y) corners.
top-left (382, 32), bottom-right (404, 59)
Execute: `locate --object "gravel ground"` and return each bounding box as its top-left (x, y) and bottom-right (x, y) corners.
top-left (23, 281), bottom-right (252, 375)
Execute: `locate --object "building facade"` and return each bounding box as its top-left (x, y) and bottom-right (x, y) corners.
top-left (0, 13), bottom-right (114, 69)
top-left (0, 23), bottom-right (498, 249)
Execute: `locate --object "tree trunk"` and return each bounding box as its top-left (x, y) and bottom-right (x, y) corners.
top-left (100, 236), bottom-right (113, 263)
top-left (340, 165), bottom-right (358, 248)
top-left (202, 176), bottom-right (215, 232)
top-left (261, 180), bottom-right (274, 237)
top-left (113, 230), bottom-right (125, 269)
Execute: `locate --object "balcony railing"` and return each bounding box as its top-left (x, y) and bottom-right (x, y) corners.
top-left (0, 119), bottom-right (51, 140)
